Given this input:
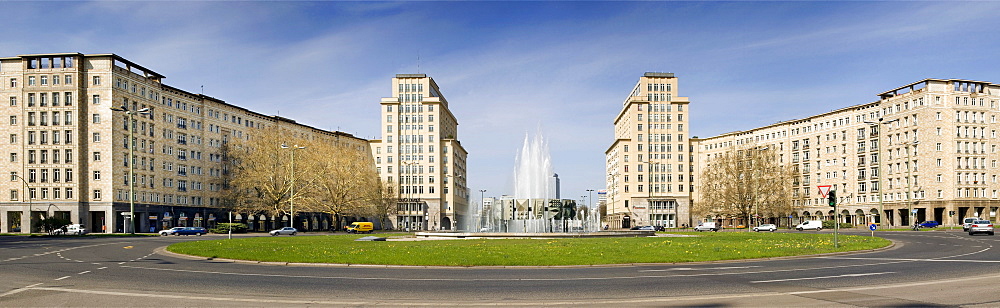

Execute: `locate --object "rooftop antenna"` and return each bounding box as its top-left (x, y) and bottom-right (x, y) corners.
top-left (200, 85), bottom-right (204, 95)
top-left (417, 50), bottom-right (421, 74)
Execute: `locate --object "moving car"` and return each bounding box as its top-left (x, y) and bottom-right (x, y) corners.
top-left (917, 221), bottom-right (940, 228)
top-left (795, 220), bottom-right (823, 231)
top-left (968, 220), bottom-right (994, 236)
top-left (163, 227), bottom-right (207, 236)
top-left (51, 224), bottom-right (88, 235)
top-left (346, 222), bottom-right (374, 234)
top-left (159, 227), bottom-right (186, 236)
top-left (270, 227), bottom-right (297, 236)
top-left (963, 217), bottom-right (982, 232)
top-left (694, 222), bottom-right (719, 232)
top-left (753, 224), bottom-right (777, 232)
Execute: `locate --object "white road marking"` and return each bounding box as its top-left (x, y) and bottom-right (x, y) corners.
top-left (823, 256), bottom-right (1000, 263)
top-left (78, 271), bottom-right (91, 275)
top-left (640, 265), bottom-right (762, 272)
top-left (54, 276), bottom-right (72, 281)
top-left (751, 272), bottom-right (894, 283)
top-left (97, 267), bottom-right (108, 270)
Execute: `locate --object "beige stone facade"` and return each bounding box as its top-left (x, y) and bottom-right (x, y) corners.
top-left (605, 72), bottom-right (692, 229)
top-left (0, 53), bottom-right (368, 233)
top-left (369, 74), bottom-right (469, 231)
top-left (692, 78), bottom-right (1000, 227)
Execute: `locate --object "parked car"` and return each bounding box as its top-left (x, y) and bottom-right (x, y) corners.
top-left (159, 227), bottom-right (186, 236)
top-left (917, 221), bottom-right (940, 228)
top-left (968, 220), bottom-right (994, 236)
top-left (795, 220), bottom-right (823, 231)
top-left (694, 222), bottom-right (719, 232)
top-left (270, 227), bottom-right (297, 236)
top-left (753, 224), bottom-right (777, 232)
top-left (963, 217), bottom-right (982, 232)
top-left (637, 226), bottom-right (656, 231)
top-left (654, 226), bottom-right (666, 232)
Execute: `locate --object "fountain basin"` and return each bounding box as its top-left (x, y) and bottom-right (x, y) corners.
top-left (415, 231), bottom-right (655, 239)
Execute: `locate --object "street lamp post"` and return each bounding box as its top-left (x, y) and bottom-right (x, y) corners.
top-left (280, 144), bottom-right (306, 230)
top-left (479, 189), bottom-right (486, 231)
top-left (13, 174), bottom-right (31, 233)
top-left (902, 140), bottom-right (919, 229)
top-left (111, 106), bottom-right (150, 234)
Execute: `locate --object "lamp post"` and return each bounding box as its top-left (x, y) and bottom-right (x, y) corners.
top-left (280, 144), bottom-right (306, 229)
top-left (901, 140), bottom-right (919, 228)
top-left (479, 189), bottom-right (487, 231)
top-left (864, 118), bottom-right (895, 227)
top-left (12, 174), bottom-right (31, 233)
top-left (111, 105), bottom-right (150, 234)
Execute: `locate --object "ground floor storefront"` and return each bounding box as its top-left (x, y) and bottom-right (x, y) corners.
top-left (0, 202), bottom-right (384, 234)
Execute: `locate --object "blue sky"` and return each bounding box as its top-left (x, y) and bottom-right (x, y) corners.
top-left (4, 1), bottom-right (999, 205)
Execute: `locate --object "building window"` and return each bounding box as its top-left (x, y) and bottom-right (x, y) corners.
top-left (93, 190), bottom-right (101, 200)
top-left (93, 152), bottom-right (101, 161)
top-left (92, 114), bottom-right (100, 124)
top-left (93, 132), bottom-right (100, 142)
top-left (93, 171), bottom-right (101, 180)
top-left (93, 95), bottom-right (100, 105)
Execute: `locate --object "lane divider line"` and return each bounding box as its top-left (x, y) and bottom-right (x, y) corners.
top-left (751, 272), bottom-right (895, 283)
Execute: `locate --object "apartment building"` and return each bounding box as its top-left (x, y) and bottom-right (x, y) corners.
top-left (692, 78), bottom-right (1000, 227)
top-left (0, 53), bottom-right (368, 234)
top-left (369, 74), bottom-right (469, 231)
top-left (605, 72), bottom-right (692, 229)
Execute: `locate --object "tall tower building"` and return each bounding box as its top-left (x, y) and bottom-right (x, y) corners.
top-left (605, 72), bottom-right (692, 229)
top-left (370, 74), bottom-right (468, 231)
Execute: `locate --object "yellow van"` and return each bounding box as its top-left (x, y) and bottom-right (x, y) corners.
top-left (346, 222), bottom-right (374, 234)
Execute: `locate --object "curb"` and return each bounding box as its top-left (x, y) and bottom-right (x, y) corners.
top-left (155, 237), bottom-right (898, 269)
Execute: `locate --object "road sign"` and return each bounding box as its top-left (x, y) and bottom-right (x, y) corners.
top-left (869, 224), bottom-right (877, 231)
top-left (817, 185), bottom-right (832, 198)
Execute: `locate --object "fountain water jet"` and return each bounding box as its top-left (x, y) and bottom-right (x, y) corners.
top-left (420, 131), bottom-right (649, 238)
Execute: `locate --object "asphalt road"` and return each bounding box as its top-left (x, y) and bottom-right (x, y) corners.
top-left (1, 230), bottom-right (999, 307)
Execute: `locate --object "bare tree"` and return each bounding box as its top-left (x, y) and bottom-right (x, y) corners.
top-left (302, 142), bottom-right (380, 231)
top-left (368, 182), bottom-right (399, 230)
top-left (223, 131), bottom-right (319, 223)
top-left (695, 143), bottom-right (793, 225)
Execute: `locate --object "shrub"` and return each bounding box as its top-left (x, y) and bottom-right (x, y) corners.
top-left (822, 220), bottom-right (853, 229)
top-left (211, 223), bottom-right (247, 234)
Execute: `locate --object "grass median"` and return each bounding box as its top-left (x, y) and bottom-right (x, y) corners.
top-left (168, 232), bottom-right (890, 266)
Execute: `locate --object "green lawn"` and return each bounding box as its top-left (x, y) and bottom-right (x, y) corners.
top-left (167, 232), bottom-right (890, 266)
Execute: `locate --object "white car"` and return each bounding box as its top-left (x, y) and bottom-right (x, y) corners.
top-left (963, 217), bottom-right (982, 232)
top-left (694, 222), bottom-right (719, 232)
top-left (795, 220), bottom-right (823, 231)
top-left (159, 227), bottom-right (186, 236)
top-left (968, 220), bottom-right (994, 236)
top-left (753, 224), bottom-right (777, 232)
top-left (270, 227), bottom-right (297, 236)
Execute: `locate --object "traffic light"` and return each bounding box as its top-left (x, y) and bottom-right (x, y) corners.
top-left (949, 210), bottom-right (956, 217)
top-left (828, 190), bottom-right (837, 207)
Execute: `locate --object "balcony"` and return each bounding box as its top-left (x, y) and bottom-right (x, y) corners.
top-left (177, 124), bottom-right (187, 129)
top-left (178, 187), bottom-right (187, 192)
top-left (178, 155), bottom-right (187, 161)
top-left (177, 139), bottom-right (187, 145)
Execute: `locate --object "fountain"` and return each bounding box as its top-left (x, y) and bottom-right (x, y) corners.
top-left (417, 132), bottom-right (651, 238)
